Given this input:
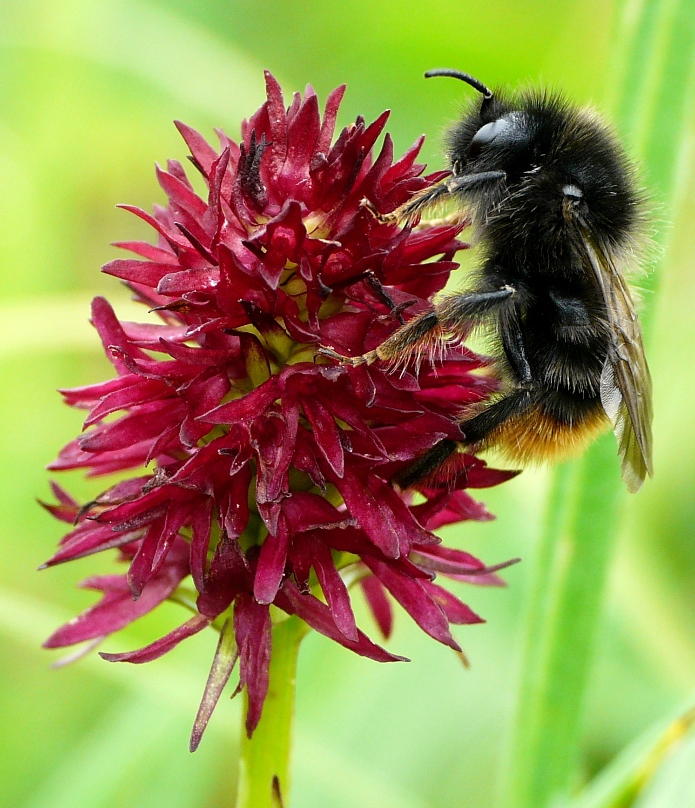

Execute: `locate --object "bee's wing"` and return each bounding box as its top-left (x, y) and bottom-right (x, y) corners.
top-left (577, 229), bottom-right (653, 491)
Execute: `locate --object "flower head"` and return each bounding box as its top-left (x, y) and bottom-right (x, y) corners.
top-left (42, 73), bottom-right (517, 745)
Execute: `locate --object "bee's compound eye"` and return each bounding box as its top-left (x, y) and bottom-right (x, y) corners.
top-left (468, 112), bottom-right (526, 158)
top-left (469, 119), bottom-right (510, 157)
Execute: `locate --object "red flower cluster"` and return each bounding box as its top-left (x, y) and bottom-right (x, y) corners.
top-left (42, 73), bottom-right (516, 745)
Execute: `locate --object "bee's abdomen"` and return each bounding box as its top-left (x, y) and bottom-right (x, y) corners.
top-left (483, 400), bottom-right (609, 465)
top-left (535, 346), bottom-right (605, 397)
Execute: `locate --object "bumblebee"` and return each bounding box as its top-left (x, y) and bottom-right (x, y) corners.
top-left (324, 69), bottom-right (653, 492)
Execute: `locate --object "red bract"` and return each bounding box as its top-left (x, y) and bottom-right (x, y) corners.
top-left (42, 73), bottom-right (518, 746)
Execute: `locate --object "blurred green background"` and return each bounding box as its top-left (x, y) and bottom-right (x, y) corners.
top-left (2, 0), bottom-right (693, 806)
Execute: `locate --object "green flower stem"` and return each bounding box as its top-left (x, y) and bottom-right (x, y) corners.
top-left (235, 617), bottom-right (307, 808)
top-left (502, 1), bottom-right (695, 807)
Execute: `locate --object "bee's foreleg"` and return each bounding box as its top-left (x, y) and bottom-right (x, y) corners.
top-left (362, 170), bottom-right (506, 228)
top-left (361, 182), bottom-right (452, 226)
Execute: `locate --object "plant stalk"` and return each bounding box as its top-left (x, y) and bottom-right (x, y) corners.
top-left (235, 617), bottom-right (305, 808)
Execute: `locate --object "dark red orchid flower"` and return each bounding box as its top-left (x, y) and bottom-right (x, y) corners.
top-left (41, 72), bottom-right (517, 747)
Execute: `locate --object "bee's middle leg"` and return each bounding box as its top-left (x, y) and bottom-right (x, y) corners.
top-left (320, 286), bottom-right (515, 367)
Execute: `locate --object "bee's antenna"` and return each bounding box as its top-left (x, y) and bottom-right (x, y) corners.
top-left (424, 69), bottom-right (494, 111)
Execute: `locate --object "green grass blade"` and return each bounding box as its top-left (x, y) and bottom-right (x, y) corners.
top-left (567, 704), bottom-right (695, 808)
top-left (501, 441), bottom-right (622, 807)
top-left (501, 1), bottom-right (695, 806)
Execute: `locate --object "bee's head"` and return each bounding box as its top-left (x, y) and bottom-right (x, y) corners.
top-left (425, 68), bottom-right (540, 194)
top-left (423, 69), bottom-right (640, 246)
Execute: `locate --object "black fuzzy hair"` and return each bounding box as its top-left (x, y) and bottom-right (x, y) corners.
top-left (444, 89), bottom-right (641, 250)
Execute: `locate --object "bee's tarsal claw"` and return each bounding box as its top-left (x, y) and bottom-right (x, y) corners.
top-left (359, 198), bottom-right (398, 225)
top-left (316, 345), bottom-right (377, 366)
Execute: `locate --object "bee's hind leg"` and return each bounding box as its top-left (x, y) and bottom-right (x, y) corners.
top-left (393, 388), bottom-right (538, 490)
top-left (393, 439), bottom-right (459, 488)
top-left (460, 387), bottom-right (538, 445)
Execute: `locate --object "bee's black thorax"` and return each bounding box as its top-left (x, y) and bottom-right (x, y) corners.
top-left (381, 70), bottom-right (651, 488)
top-left (445, 89), bottom-right (641, 427)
